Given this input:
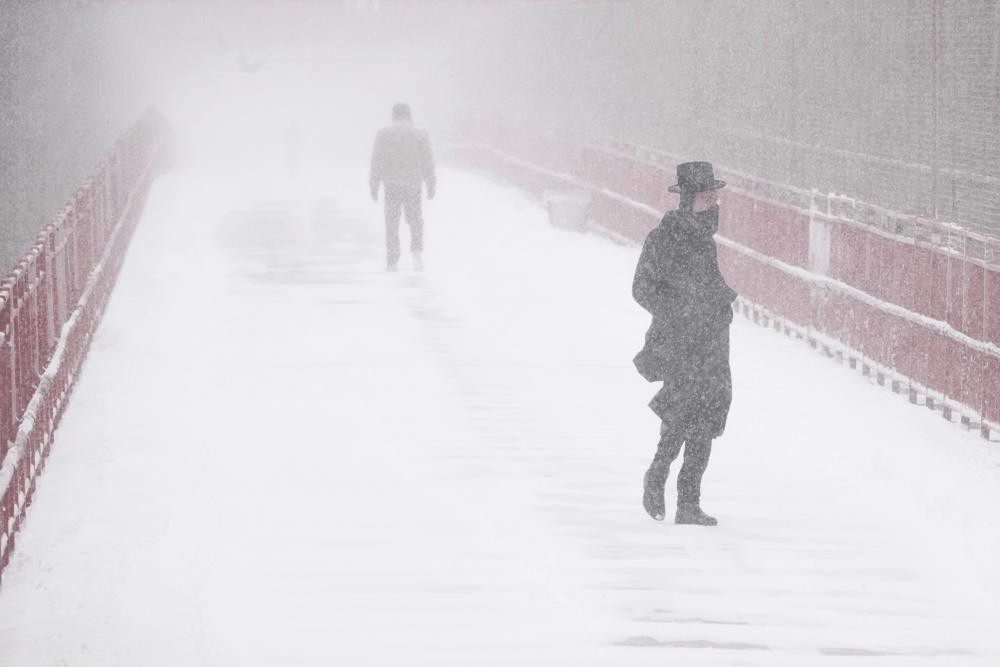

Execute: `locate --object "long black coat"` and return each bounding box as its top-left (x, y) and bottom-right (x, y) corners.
top-left (632, 208), bottom-right (737, 439)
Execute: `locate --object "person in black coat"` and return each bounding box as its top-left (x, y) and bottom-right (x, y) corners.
top-left (632, 161), bottom-right (737, 526)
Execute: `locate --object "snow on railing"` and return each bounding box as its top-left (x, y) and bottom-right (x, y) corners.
top-left (452, 117), bottom-right (1000, 441)
top-left (0, 110), bottom-right (167, 584)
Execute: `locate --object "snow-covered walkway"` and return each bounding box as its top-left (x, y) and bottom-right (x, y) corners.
top-left (1, 167), bottom-right (999, 666)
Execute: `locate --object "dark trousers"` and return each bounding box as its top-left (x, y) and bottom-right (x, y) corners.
top-left (647, 421), bottom-right (713, 506)
top-left (383, 185), bottom-right (424, 265)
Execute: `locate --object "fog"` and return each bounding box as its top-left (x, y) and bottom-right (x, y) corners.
top-left (3, 0), bottom-right (998, 267)
top-left (95, 2), bottom-right (489, 174)
top-left (1, 0), bottom-right (529, 268)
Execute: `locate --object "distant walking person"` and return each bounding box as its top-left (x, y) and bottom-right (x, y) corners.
top-left (632, 161), bottom-right (737, 526)
top-left (369, 103), bottom-right (436, 271)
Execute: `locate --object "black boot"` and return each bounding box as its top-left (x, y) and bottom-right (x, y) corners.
top-left (642, 469), bottom-right (666, 521)
top-left (675, 503), bottom-right (717, 526)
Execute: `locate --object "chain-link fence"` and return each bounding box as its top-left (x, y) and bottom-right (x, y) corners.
top-left (465, 0), bottom-right (1000, 236)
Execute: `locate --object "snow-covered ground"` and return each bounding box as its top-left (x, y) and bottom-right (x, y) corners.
top-left (0, 165), bottom-right (999, 665)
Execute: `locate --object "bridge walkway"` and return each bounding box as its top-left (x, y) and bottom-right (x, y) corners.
top-left (0, 167), bottom-right (998, 665)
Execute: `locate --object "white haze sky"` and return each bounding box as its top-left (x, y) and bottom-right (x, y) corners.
top-left (97, 1), bottom-right (506, 173)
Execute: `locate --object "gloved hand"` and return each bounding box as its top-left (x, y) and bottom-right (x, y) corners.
top-left (721, 302), bottom-right (734, 326)
top-left (370, 187), bottom-right (378, 202)
top-left (427, 184), bottom-right (435, 200)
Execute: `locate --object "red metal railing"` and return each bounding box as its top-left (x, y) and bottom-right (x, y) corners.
top-left (454, 117), bottom-right (1000, 438)
top-left (0, 110), bottom-right (166, 582)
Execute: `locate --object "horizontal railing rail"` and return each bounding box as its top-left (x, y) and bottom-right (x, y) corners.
top-left (452, 117), bottom-right (1000, 439)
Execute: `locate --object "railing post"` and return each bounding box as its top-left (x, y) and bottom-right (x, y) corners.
top-left (0, 305), bottom-right (11, 461)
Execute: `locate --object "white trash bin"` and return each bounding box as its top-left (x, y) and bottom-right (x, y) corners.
top-left (543, 189), bottom-right (591, 232)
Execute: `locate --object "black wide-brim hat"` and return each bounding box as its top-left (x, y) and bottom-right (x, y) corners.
top-left (667, 161), bottom-right (726, 193)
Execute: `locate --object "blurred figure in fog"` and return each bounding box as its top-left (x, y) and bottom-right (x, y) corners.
top-left (632, 161), bottom-right (737, 527)
top-left (369, 103), bottom-right (436, 271)
top-left (284, 121), bottom-right (301, 176)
